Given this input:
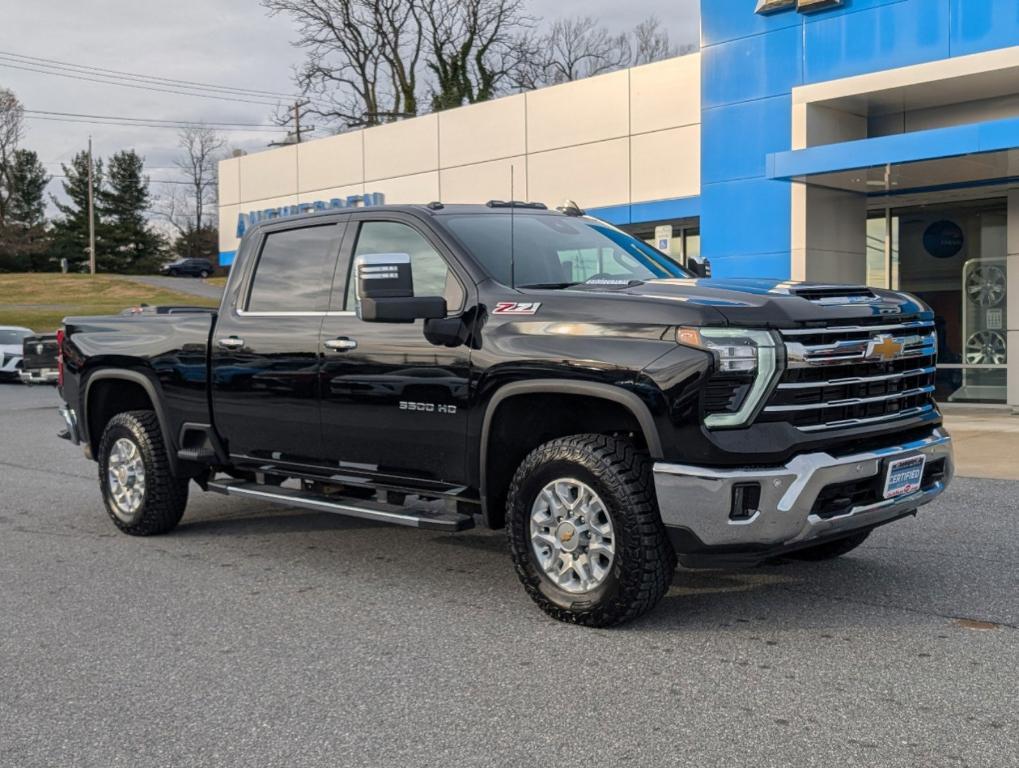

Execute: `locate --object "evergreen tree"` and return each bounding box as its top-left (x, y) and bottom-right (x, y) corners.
top-left (172, 225), bottom-right (218, 261)
top-left (1, 149), bottom-right (52, 270)
top-left (102, 150), bottom-right (165, 273)
top-left (50, 151), bottom-right (106, 272)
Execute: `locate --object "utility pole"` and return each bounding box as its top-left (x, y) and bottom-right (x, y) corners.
top-left (87, 135), bottom-right (96, 276)
top-left (293, 100), bottom-right (303, 144)
top-left (267, 101), bottom-right (314, 148)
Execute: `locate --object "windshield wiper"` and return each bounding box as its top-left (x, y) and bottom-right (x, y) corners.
top-left (516, 282), bottom-right (581, 289)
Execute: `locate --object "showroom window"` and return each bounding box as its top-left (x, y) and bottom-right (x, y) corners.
top-left (867, 199), bottom-right (1007, 403)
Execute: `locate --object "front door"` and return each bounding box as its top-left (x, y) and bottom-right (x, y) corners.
top-left (211, 219), bottom-right (345, 465)
top-left (319, 215), bottom-right (473, 484)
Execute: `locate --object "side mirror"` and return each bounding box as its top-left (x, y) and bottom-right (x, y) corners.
top-left (354, 253), bottom-right (447, 323)
top-left (688, 257), bottom-right (712, 279)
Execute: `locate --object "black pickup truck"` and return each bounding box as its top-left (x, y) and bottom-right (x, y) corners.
top-left (56, 202), bottom-right (954, 626)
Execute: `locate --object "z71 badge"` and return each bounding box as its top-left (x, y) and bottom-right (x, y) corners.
top-left (493, 302), bottom-right (541, 315)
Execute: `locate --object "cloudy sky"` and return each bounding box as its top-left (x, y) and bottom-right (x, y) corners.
top-left (0, 0), bottom-right (699, 213)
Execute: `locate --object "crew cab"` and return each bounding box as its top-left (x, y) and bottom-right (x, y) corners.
top-left (56, 202), bottom-right (954, 626)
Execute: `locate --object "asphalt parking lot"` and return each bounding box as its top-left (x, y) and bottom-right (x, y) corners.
top-left (1, 383), bottom-right (1017, 768)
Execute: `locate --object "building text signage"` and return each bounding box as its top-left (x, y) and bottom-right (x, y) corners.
top-left (755, 0), bottom-right (842, 14)
top-left (236, 192), bottom-right (386, 238)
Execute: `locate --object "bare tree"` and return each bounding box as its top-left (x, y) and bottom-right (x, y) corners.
top-left (538, 16), bottom-right (631, 85)
top-left (155, 125), bottom-right (225, 260)
top-left (631, 15), bottom-right (679, 66)
top-left (262, 0), bottom-right (423, 128)
top-left (260, 3), bottom-right (694, 127)
top-left (0, 87), bottom-right (25, 230)
top-left (175, 125), bottom-right (225, 234)
top-left (421, 0), bottom-right (534, 109)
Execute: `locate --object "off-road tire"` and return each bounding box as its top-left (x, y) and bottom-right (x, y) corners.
top-left (785, 530), bottom-right (870, 561)
top-left (98, 410), bottom-right (188, 535)
top-left (506, 434), bottom-right (675, 627)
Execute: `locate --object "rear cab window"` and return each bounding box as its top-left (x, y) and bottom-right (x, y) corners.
top-left (245, 224), bottom-right (341, 313)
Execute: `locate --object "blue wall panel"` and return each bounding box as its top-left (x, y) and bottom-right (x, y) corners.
top-left (949, 0), bottom-right (1019, 57)
top-left (700, 0), bottom-right (802, 47)
top-left (706, 250), bottom-right (793, 279)
top-left (701, 177), bottom-right (792, 269)
top-left (697, 0), bottom-right (1019, 276)
top-left (702, 95), bottom-right (792, 184)
top-left (702, 24), bottom-right (803, 110)
top-left (803, 0), bottom-right (950, 83)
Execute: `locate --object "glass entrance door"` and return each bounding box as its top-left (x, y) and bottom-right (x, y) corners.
top-left (867, 198), bottom-right (1007, 403)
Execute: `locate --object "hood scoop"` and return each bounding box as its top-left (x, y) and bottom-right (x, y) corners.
top-left (784, 284), bottom-right (877, 305)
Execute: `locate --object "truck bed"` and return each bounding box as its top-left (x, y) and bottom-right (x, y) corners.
top-left (62, 309), bottom-right (217, 447)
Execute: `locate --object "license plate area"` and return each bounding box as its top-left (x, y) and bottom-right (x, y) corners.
top-left (883, 454), bottom-right (926, 499)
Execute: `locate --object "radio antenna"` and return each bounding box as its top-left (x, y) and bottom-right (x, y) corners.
top-left (509, 165), bottom-right (516, 289)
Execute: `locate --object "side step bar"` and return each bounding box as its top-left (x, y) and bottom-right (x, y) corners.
top-left (206, 479), bottom-right (475, 532)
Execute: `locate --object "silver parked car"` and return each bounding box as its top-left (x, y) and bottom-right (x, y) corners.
top-left (0, 326), bottom-right (33, 381)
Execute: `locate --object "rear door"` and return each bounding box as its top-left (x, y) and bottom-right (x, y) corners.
top-left (211, 218), bottom-right (346, 466)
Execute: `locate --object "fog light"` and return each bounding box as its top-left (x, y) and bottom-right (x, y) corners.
top-left (730, 483), bottom-right (761, 520)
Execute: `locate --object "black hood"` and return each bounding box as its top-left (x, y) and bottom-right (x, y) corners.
top-left (575, 277), bottom-right (930, 327)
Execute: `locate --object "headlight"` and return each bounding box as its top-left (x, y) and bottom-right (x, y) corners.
top-left (677, 327), bottom-right (780, 428)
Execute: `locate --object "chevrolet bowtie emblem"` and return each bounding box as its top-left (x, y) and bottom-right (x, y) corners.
top-left (867, 335), bottom-right (903, 362)
top-left (560, 529), bottom-right (574, 543)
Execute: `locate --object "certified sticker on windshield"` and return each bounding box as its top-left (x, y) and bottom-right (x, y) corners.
top-left (494, 302), bottom-right (541, 315)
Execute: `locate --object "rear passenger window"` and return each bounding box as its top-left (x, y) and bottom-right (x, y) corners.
top-left (247, 225), bottom-right (338, 312)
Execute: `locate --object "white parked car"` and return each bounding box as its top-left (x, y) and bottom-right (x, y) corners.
top-left (0, 326), bottom-right (33, 381)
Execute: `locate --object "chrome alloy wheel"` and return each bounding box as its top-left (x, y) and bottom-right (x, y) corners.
top-left (965, 330), bottom-right (1008, 365)
top-left (107, 437), bottom-right (146, 520)
top-left (529, 479), bottom-right (615, 594)
top-left (965, 264), bottom-right (1006, 307)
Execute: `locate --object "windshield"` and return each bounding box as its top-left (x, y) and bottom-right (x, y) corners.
top-left (0, 329), bottom-right (31, 345)
top-left (441, 214), bottom-right (690, 287)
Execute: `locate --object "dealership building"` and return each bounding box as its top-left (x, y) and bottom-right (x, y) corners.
top-left (219, 0), bottom-right (1019, 407)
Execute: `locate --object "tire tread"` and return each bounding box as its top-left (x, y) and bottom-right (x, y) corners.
top-left (98, 410), bottom-right (188, 536)
top-left (506, 434), bottom-right (675, 627)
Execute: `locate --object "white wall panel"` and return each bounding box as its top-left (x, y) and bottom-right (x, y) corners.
top-left (297, 131), bottom-right (364, 194)
top-left (439, 95), bottom-right (526, 168)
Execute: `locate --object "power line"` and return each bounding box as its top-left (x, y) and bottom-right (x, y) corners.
top-left (0, 49), bottom-right (307, 102)
top-left (50, 174), bottom-right (198, 186)
top-left (25, 115), bottom-right (287, 132)
top-left (26, 109), bottom-right (284, 129)
top-left (0, 60), bottom-right (287, 107)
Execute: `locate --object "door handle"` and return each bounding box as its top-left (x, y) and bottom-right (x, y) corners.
top-left (324, 337), bottom-right (358, 352)
top-left (217, 337), bottom-right (245, 350)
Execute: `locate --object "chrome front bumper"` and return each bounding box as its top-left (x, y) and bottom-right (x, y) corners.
top-left (654, 430), bottom-right (953, 556)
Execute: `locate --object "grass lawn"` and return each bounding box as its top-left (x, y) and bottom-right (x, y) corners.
top-left (205, 276), bottom-right (228, 287)
top-left (0, 274), bottom-right (219, 333)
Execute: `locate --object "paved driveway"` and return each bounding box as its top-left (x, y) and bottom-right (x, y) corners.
top-left (1, 384), bottom-right (1016, 767)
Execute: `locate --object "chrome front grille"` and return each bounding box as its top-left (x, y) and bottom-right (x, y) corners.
top-left (762, 320), bottom-right (938, 432)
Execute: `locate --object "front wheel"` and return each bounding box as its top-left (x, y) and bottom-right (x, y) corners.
top-left (98, 411), bottom-right (189, 535)
top-left (506, 434), bottom-right (675, 627)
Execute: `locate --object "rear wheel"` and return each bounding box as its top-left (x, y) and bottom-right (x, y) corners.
top-left (506, 434), bottom-right (675, 627)
top-left (98, 411), bottom-right (188, 535)
top-left (785, 530), bottom-right (870, 561)
top-left (199, 270), bottom-right (210, 279)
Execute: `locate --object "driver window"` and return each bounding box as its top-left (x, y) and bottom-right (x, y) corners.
top-left (345, 221), bottom-right (464, 311)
